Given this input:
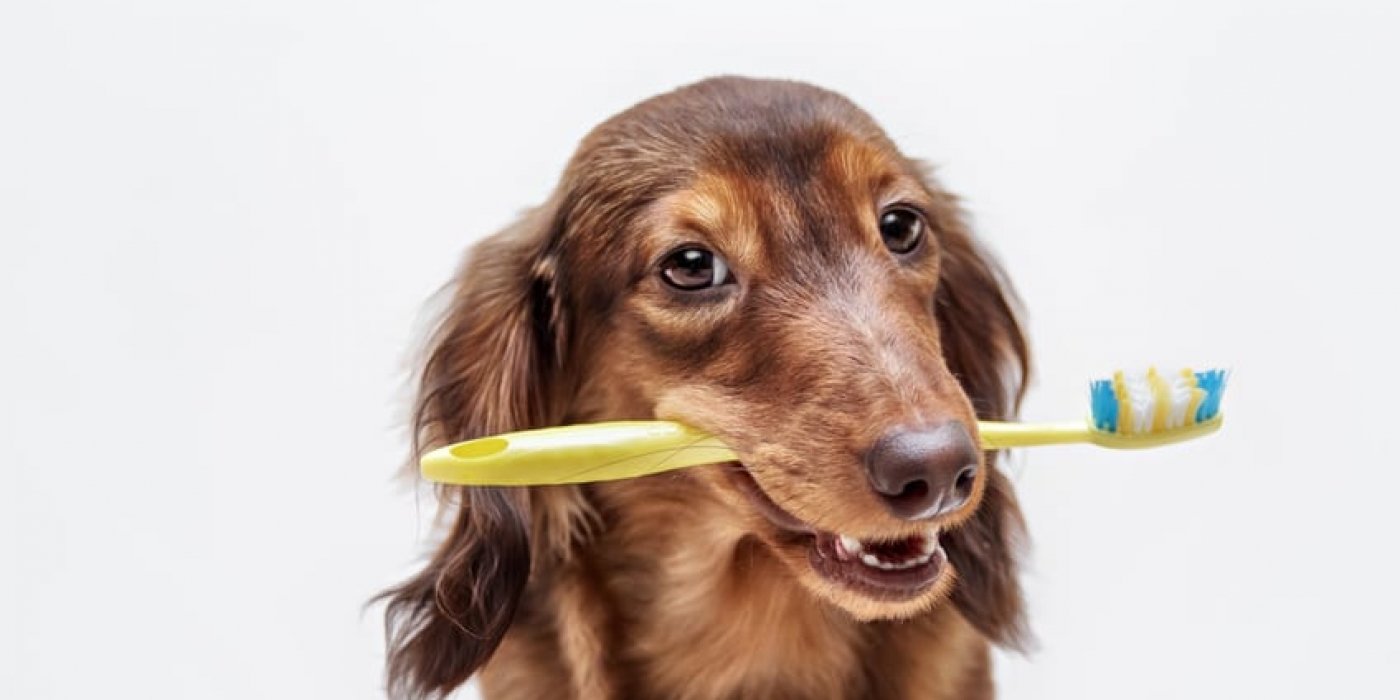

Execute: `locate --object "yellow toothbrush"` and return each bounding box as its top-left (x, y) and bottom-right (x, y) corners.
top-left (421, 367), bottom-right (1228, 486)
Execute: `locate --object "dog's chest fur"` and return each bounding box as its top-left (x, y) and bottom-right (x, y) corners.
top-left (481, 476), bottom-right (993, 699)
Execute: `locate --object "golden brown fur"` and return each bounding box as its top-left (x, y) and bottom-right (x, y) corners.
top-left (380, 77), bottom-right (1031, 699)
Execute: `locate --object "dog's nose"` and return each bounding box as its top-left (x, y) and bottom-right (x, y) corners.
top-left (864, 423), bottom-right (980, 521)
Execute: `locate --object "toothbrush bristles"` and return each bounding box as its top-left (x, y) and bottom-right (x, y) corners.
top-left (1090, 367), bottom-right (1229, 435)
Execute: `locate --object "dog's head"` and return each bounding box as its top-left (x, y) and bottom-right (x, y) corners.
top-left (382, 77), bottom-right (1029, 697)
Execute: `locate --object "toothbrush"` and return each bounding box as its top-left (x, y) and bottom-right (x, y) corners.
top-left (420, 367), bottom-right (1228, 486)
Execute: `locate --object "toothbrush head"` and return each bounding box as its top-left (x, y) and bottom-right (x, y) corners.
top-left (1086, 367), bottom-right (1229, 448)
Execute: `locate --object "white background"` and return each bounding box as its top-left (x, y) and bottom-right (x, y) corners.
top-left (4, 1), bottom-right (1398, 698)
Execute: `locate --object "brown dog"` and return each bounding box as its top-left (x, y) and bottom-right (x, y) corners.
top-left (380, 76), bottom-right (1030, 699)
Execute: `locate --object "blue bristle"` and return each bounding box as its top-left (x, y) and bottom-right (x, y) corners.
top-left (1193, 369), bottom-right (1229, 422)
top-left (1089, 379), bottom-right (1119, 432)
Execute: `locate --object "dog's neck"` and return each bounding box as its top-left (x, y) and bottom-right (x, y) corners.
top-left (556, 472), bottom-right (990, 699)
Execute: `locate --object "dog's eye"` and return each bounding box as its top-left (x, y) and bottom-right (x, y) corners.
top-left (879, 207), bottom-right (925, 254)
top-left (660, 247), bottom-right (734, 291)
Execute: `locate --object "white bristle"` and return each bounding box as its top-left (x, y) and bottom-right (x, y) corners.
top-left (1123, 371), bottom-right (1154, 433)
top-left (1119, 368), bottom-right (1198, 434)
top-left (1166, 372), bottom-right (1194, 428)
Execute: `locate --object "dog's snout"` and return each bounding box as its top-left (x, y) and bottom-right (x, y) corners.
top-left (864, 423), bottom-right (980, 521)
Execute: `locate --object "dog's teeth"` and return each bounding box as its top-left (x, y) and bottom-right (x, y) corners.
top-left (920, 532), bottom-right (939, 555)
top-left (833, 537), bottom-right (855, 561)
top-left (848, 533), bottom-right (940, 571)
top-left (890, 551), bottom-right (933, 570)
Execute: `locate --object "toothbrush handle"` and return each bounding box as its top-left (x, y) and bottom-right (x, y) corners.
top-left (422, 419), bottom-right (1101, 487)
top-left (977, 420), bottom-right (1092, 449)
top-left (421, 421), bottom-right (737, 486)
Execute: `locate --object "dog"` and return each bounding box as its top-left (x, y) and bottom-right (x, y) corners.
top-left (380, 76), bottom-right (1031, 699)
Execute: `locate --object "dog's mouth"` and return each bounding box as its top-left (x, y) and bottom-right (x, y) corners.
top-left (723, 464), bottom-right (947, 601)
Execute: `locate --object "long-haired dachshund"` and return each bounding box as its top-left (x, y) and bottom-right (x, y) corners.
top-left (381, 76), bottom-right (1030, 699)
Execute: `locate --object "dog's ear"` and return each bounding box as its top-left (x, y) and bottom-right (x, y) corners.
top-left (927, 183), bottom-right (1033, 650)
top-left (379, 203), bottom-right (571, 699)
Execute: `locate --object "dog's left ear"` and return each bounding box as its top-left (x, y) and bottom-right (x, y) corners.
top-left (378, 200), bottom-right (577, 699)
top-left (925, 177), bottom-right (1033, 650)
